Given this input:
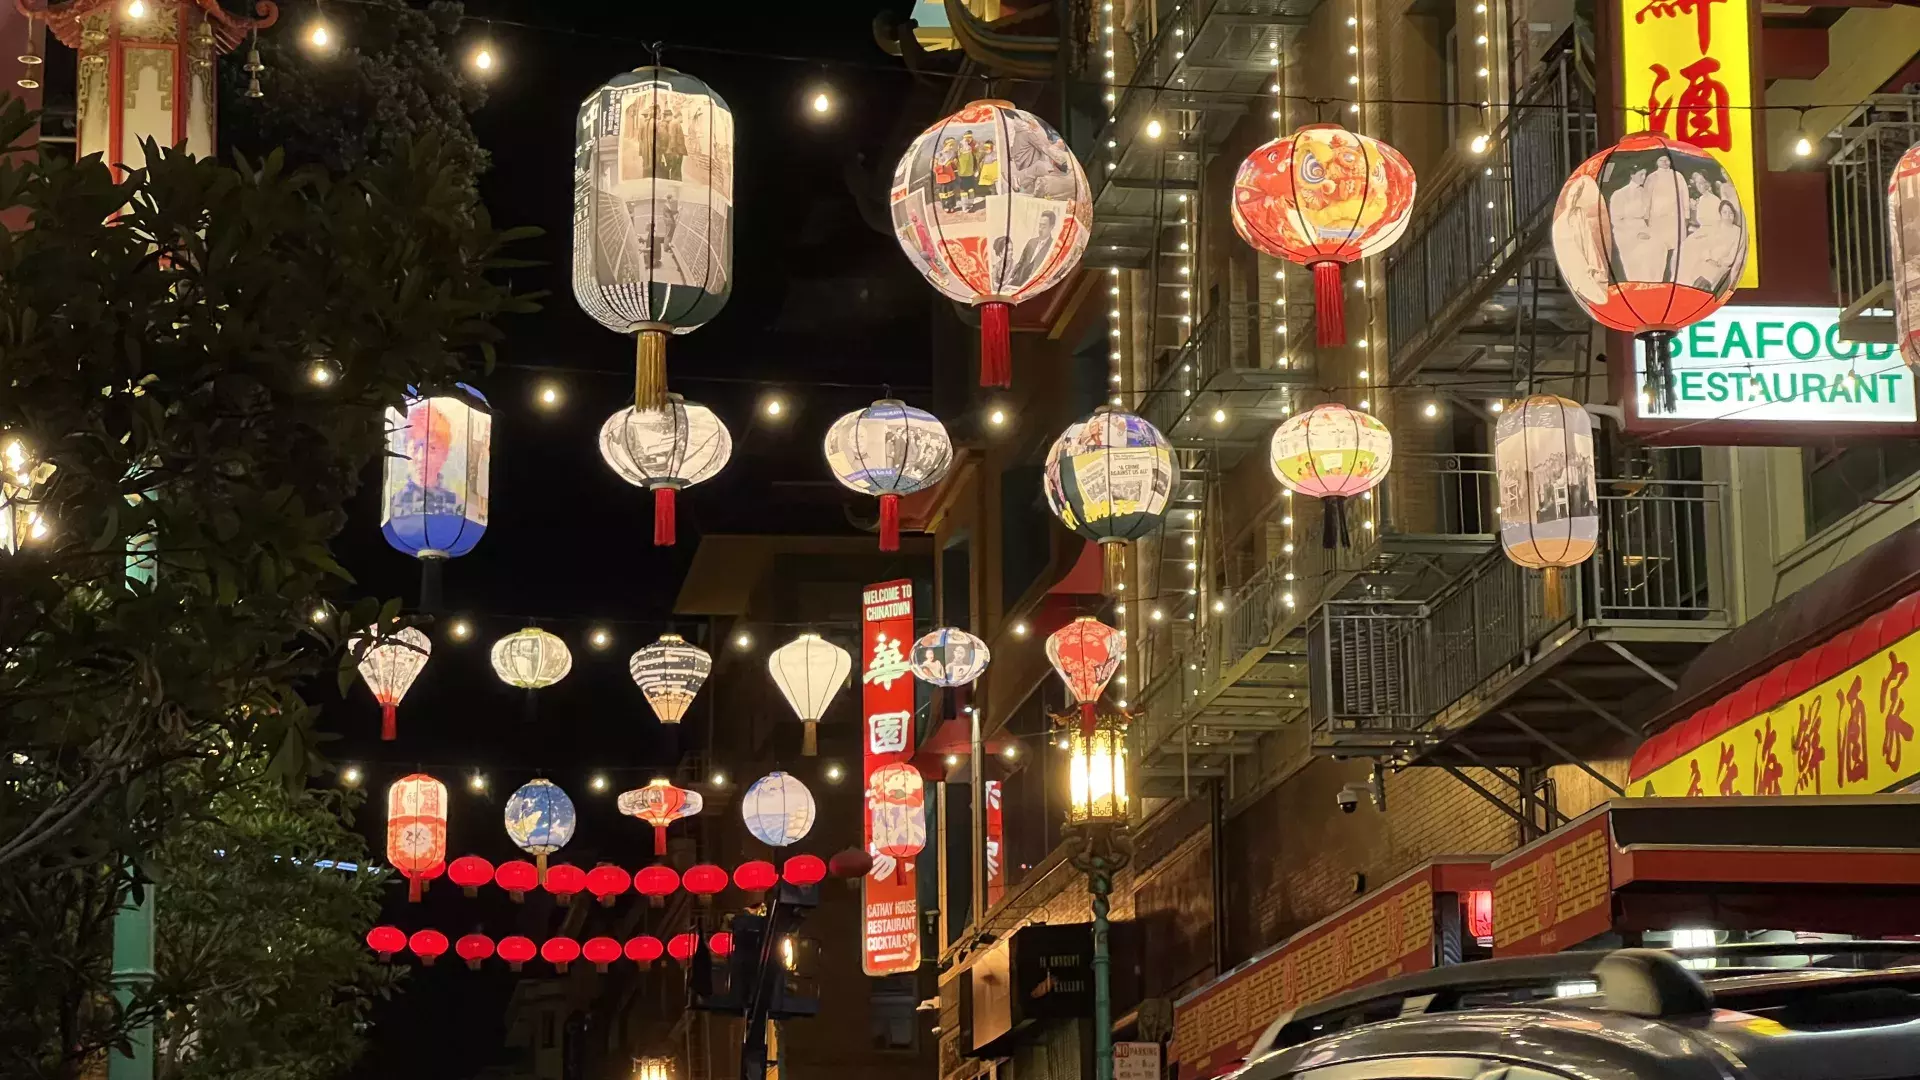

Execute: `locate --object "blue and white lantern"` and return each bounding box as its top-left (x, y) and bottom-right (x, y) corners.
top-left (504, 778), bottom-right (577, 875)
top-left (380, 385), bottom-right (491, 608)
top-left (823, 399), bottom-right (953, 552)
top-left (740, 771), bottom-right (816, 848)
top-left (910, 627), bottom-right (991, 687)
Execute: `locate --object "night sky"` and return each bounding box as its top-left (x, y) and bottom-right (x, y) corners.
top-left (320, 1), bottom-right (941, 1073)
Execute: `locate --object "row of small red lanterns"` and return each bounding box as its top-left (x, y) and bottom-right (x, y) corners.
top-left (417, 854), bottom-right (830, 905)
top-left (366, 927), bottom-right (735, 973)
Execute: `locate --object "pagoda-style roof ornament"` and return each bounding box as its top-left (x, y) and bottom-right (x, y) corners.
top-left (17, 0), bottom-right (279, 53)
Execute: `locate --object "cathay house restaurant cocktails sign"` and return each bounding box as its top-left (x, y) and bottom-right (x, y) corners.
top-left (1630, 305), bottom-right (1914, 437)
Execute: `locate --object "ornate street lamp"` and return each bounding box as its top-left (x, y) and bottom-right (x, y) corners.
top-left (1063, 710), bottom-right (1131, 1080)
top-left (633, 1057), bottom-right (674, 1080)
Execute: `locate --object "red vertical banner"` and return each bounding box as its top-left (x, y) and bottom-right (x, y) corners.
top-left (984, 779), bottom-right (1005, 909)
top-left (861, 580), bottom-right (921, 976)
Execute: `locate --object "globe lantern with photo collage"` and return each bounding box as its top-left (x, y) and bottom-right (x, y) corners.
top-left (1043, 407), bottom-right (1175, 596)
top-left (823, 399), bottom-right (953, 551)
top-left (909, 627), bottom-right (991, 688)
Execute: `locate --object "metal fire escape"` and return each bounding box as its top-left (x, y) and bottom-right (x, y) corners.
top-left (1829, 93), bottom-right (1920, 345)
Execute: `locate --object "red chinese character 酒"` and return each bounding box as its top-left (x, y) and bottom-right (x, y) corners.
top-left (1793, 697), bottom-right (1825, 793)
top-left (1836, 675), bottom-right (1870, 787)
top-left (1880, 650), bottom-right (1914, 772)
top-left (1714, 741), bottom-right (1739, 796)
top-left (1752, 717), bottom-right (1783, 796)
top-left (1648, 58), bottom-right (1733, 151)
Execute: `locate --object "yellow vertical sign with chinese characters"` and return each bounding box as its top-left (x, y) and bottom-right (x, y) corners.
top-left (1618, 0), bottom-right (1761, 287)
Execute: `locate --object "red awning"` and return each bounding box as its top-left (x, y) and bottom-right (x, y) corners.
top-left (1048, 540), bottom-right (1104, 596)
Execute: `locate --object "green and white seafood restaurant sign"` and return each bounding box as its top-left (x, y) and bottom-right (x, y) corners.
top-left (1634, 305), bottom-right (1912, 424)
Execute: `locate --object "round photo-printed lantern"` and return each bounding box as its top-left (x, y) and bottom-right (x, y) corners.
top-left (823, 400), bottom-right (953, 552)
top-left (504, 778), bottom-right (576, 876)
top-left (1888, 141), bottom-right (1920, 371)
top-left (909, 627), bottom-right (991, 688)
top-left (1231, 124), bottom-right (1416, 346)
top-left (1550, 133), bottom-right (1747, 414)
top-left (740, 771), bottom-right (816, 848)
top-left (1494, 395), bottom-right (1598, 570)
top-left (599, 398), bottom-right (733, 546)
top-left (628, 633), bottom-right (712, 724)
top-left (1043, 406), bottom-right (1175, 595)
top-left (1269, 404), bottom-right (1393, 549)
top-left (890, 99), bottom-right (1091, 388)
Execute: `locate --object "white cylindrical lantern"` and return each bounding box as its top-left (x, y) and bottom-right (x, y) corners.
top-left (599, 398), bottom-right (733, 547)
top-left (768, 633), bottom-right (852, 757)
top-left (1269, 404), bottom-right (1393, 548)
top-left (628, 633), bottom-right (712, 724)
top-left (352, 626), bottom-right (432, 742)
top-left (741, 771), bottom-right (816, 848)
top-left (1495, 395), bottom-right (1599, 569)
top-left (491, 627), bottom-right (573, 690)
top-left (909, 627), bottom-right (991, 687)
top-left (823, 400), bottom-right (953, 552)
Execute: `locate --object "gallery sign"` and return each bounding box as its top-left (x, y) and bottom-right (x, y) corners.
top-left (862, 580), bottom-right (923, 977)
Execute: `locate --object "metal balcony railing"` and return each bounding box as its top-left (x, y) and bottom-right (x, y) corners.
top-left (1829, 94), bottom-right (1920, 334)
top-left (1139, 302), bottom-right (1311, 443)
top-left (1384, 30), bottom-right (1597, 373)
top-left (1378, 452), bottom-right (1498, 544)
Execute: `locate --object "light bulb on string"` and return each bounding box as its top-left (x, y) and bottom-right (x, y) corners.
top-left (471, 44), bottom-right (496, 74)
top-left (810, 90), bottom-right (832, 116)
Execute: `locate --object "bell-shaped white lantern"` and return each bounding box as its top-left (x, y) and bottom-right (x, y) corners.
top-left (628, 633), bottom-right (712, 724)
top-left (600, 398), bottom-right (733, 547)
top-left (491, 627), bottom-right (573, 690)
top-left (823, 399), bottom-right (953, 552)
top-left (352, 626), bottom-right (431, 742)
top-left (909, 627), bottom-right (990, 687)
top-left (768, 633), bottom-right (852, 757)
top-left (740, 771), bottom-right (816, 848)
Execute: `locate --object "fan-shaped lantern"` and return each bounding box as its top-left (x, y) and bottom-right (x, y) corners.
top-left (783, 853), bottom-right (828, 887)
top-left (504, 779), bottom-right (577, 876)
top-left (768, 634), bottom-right (852, 756)
top-left (366, 925), bottom-right (406, 962)
top-left (1269, 404), bottom-right (1393, 549)
top-left (734, 860), bottom-right (778, 902)
top-left (682, 863), bottom-right (729, 906)
top-left (456, 933), bottom-right (495, 970)
top-left (599, 400), bottom-right (734, 545)
top-left (890, 99), bottom-right (1091, 388)
top-left (587, 864), bottom-right (632, 907)
top-left (448, 854), bottom-right (495, 897)
top-left (626, 934), bottom-right (665, 967)
top-left (491, 627), bottom-right (573, 690)
top-left (542, 936), bottom-right (582, 973)
top-left (1043, 407), bottom-right (1175, 595)
top-left (634, 864), bottom-right (681, 908)
top-left (497, 935), bottom-right (537, 972)
top-left (1231, 124), bottom-right (1417, 346)
top-left (1494, 396), bottom-right (1598, 570)
top-left (352, 627), bottom-right (431, 742)
top-left (668, 932), bottom-right (701, 966)
top-left (618, 778), bottom-right (704, 855)
top-left (385, 773), bottom-right (448, 903)
top-left (584, 936), bottom-right (623, 973)
top-left (408, 929), bottom-right (449, 967)
top-left (824, 400), bottom-right (954, 551)
top-left (1550, 133), bottom-right (1747, 412)
top-left (829, 847), bottom-right (873, 887)
top-left (909, 627), bottom-right (991, 687)
top-left (574, 67), bottom-right (734, 410)
top-left (381, 385), bottom-right (491, 608)
top-left (1894, 143), bottom-right (1920, 370)
top-left (1045, 617), bottom-right (1125, 736)
top-left (543, 864), bottom-right (587, 903)
top-left (495, 860), bottom-right (539, 902)
top-left (742, 772), bottom-right (817, 847)
top-left (628, 634), bottom-right (712, 723)
top-left (869, 763), bottom-right (928, 874)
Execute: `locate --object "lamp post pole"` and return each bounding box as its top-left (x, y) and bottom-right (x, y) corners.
top-left (108, 882), bottom-right (156, 1080)
top-left (1070, 829), bottom-right (1131, 1080)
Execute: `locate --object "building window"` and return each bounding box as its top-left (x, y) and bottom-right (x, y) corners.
top-left (1001, 465), bottom-right (1050, 610)
top-left (869, 973), bottom-right (918, 1050)
top-left (943, 534), bottom-right (972, 630)
top-left (1803, 441), bottom-right (1920, 535)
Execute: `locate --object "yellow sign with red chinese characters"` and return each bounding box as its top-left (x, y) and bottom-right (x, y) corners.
top-left (1635, 642), bottom-right (1920, 798)
top-left (1618, 0), bottom-right (1761, 287)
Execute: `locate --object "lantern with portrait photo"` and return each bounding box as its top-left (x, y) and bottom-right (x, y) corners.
top-left (618, 778), bottom-right (704, 855)
top-left (1043, 407), bottom-right (1175, 595)
top-left (380, 385), bottom-right (491, 609)
top-left (824, 400), bottom-right (954, 551)
top-left (1045, 617), bottom-right (1125, 736)
top-left (386, 773), bottom-right (447, 902)
top-left (599, 399), bottom-right (733, 546)
top-left (740, 771), bottom-right (816, 848)
top-left (909, 627), bottom-right (990, 687)
top-left (628, 633), bottom-right (711, 723)
top-left (504, 778), bottom-right (577, 878)
top-left (1269, 404), bottom-right (1393, 548)
top-left (351, 626), bottom-right (430, 742)
top-left (768, 633), bottom-right (852, 756)
top-left (1890, 142), bottom-right (1920, 371)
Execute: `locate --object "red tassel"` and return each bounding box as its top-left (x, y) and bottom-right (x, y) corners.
top-left (381, 702), bottom-right (397, 742)
top-left (879, 493), bottom-right (901, 552)
top-left (979, 301), bottom-right (1011, 388)
top-left (653, 486), bottom-right (676, 546)
top-left (1080, 700), bottom-right (1097, 738)
top-left (653, 825), bottom-right (667, 857)
top-left (408, 877), bottom-right (421, 903)
top-left (1313, 261), bottom-right (1348, 347)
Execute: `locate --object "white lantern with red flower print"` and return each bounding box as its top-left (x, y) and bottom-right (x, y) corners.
top-left (1045, 617), bottom-right (1125, 737)
top-left (1550, 133), bottom-right (1747, 414)
top-left (1231, 124), bottom-right (1417, 346)
top-left (387, 773), bottom-right (448, 902)
top-left (352, 626), bottom-right (430, 742)
top-left (618, 778), bottom-right (704, 856)
top-left (824, 400), bottom-right (953, 551)
top-left (1269, 404), bottom-right (1393, 549)
top-left (868, 762), bottom-right (926, 880)
top-left (769, 633), bottom-right (852, 757)
top-left (890, 99), bottom-right (1091, 388)
top-left (1890, 142), bottom-right (1920, 371)
top-left (599, 398), bottom-right (732, 547)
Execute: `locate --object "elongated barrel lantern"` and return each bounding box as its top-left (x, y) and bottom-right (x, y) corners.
top-left (1269, 404), bottom-right (1393, 549)
top-left (575, 67), bottom-right (734, 410)
top-left (381, 385), bottom-right (491, 610)
top-left (386, 773), bottom-right (448, 902)
top-left (1551, 133), bottom-right (1746, 414)
top-left (910, 627), bottom-right (991, 687)
top-left (618, 778), bottom-right (704, 856)
top-left (869, 762), bottom-right (927, 878)
top-left (890, 99), bottom-right (1091, 388)
top-left (504, 778), bottom-right (576, 878)
top-left (769, 633), bottom-right (852, 757)
top-left (628, 633), bottom-right (711, 723)
top-left (824, 400), bottom-right (953, 551)
top-left (1231, 124), bottom-right (1416, 346)
top-left (741, 771), bottom-right (816, 848)
top-left (1889, 142), bottom-right (1920, 370)
top-left (599, 399), bottom-right (733, 546)
top-left (1494, 396), bottom-right (1598, 570)
top-left (352, 626), bottom-right (430, 742)
top-left (1046, 617), bottom-right (1125, 737)
top-left (1043, 407), bottom-right (1175, 595)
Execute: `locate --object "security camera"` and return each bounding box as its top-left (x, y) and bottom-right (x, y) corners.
top-left (1336, 784), bottom-right (1361, 813)
top-left (1337, 768), bottom-right (1388, 814)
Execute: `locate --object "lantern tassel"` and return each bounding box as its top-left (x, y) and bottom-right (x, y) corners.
top-left (1080, 700), bottom-right (1097, 738)
top-left (1642, 331), bottom-right (1678, 415)
top-left (878, 493), bottom-right (901, 552)
top-left (635, 330), bottom-right (669, 411)
top-left (1322, 495), bottom-right (1352, 549)
top-left (653, 486), bottom-right (677, 547)
top-left (1100, 541), bottom-right (1127, 597)
top-left (1312, 262), bottom-right (1347, 347)
top-left (408, 876), bottom-right (421, 903)
top-left (380, 702), bottom-right (397, 742)
top-left (802, 719), bottom-right (818, 757)
top-left (979, 301), bottom-right (1011, 388)
top-left (652, 824), bottom-right (668, 857)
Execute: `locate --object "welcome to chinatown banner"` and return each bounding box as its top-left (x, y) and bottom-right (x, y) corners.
top-left (861, 580), bottom-right (921, 977)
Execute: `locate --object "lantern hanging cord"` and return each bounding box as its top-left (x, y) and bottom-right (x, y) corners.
top-left (492, 361), bottom-right (931, 396)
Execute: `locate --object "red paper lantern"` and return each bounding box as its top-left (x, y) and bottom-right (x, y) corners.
top-left (408, 928), bottom-right (449, 967)
top-left (587, 864), bottom-right (631, 907)
top-left (708, 932), bottom-right (734, 956)
top-left (497, 935), bottom-right (537, 972)
top-left (828, 847), bottom-right (872, 889)
top-left (682, 863), bottom-right (727, 907)
top-left (1465, 889), bottom-right (1494, 940)
top-left (625, 934), bottom-right (665, 968)
top-left (634, 864), bottom-right (680, 908)
top-left (782, 854), bottom-right (827, 887)
top-left (448, 855), bottom-right (495, 897)
top-left (456, 933), bottom-right (495, 970)
top-left (495, 860), bottom-right (539, 902)
top-left (366, 925), bottom-right (406, 961)
top-left (733, 860), bottom-right (778, 902)
top-left (1045, 617), bottom-right (1124, 736)
top-left (386, 773), bottom-right (449, 902)
top-left (543, 863), bottom-right (587, 903)
top-left (667, 932), bottom-right (699, 966)
top-left (1231, 123), bottom-right (1417, 347)
top-left (542, 936), bottom-right (582, 973)
top-left (584, 936), bottom-right (623, 973)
